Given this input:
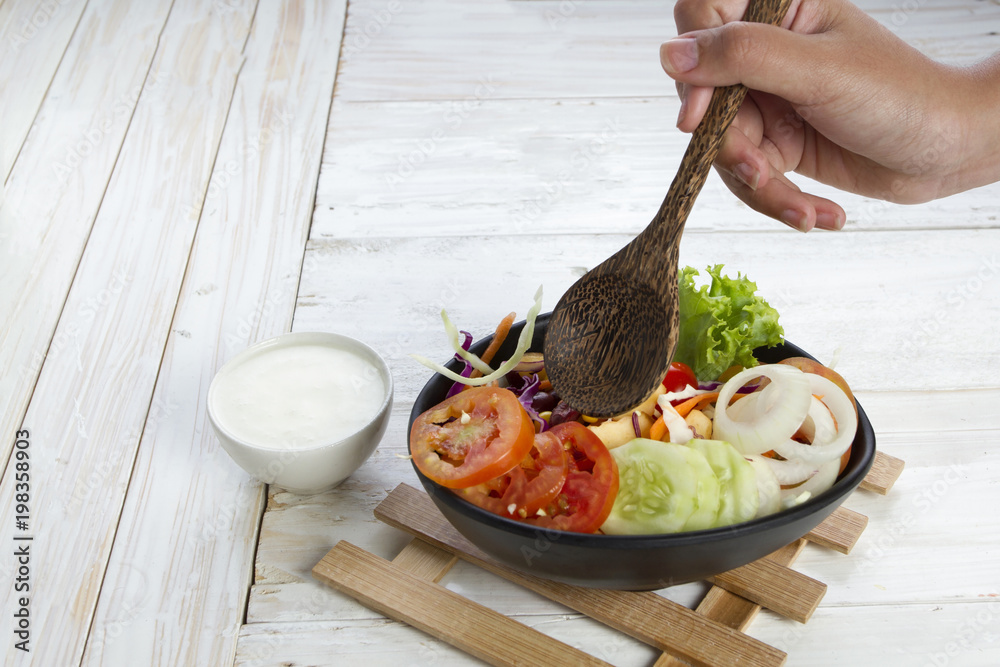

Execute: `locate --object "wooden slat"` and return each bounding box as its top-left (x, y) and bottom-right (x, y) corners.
top-left (707, 558), bottom-right (825, 624)
top-left (314, 541), bottom-right (613, 667)
top-left (81, 2), bottom-right (347, 665)
top-left (375, 484), bottom-right (786, 667)
top-left (0, 2), bottom-right (254, 664)
top-left (393, 538), bottom-right (458, 583)
top-left (704, 542), bottom-right (805, 634)
top-left (805, 506), bottom-right (869, 554)
top-left (860, 451), bottom-right (906, 495)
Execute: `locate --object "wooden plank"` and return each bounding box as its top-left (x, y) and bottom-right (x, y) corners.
top-left (0, 1), bottom-right (255, 663)
top-left (334, 0), bottom-right (670, 102)
top-left (805, 506), bottom-right (869, 554)
top-left (375, 484), bottom-right (787, 667)
top-left (313, 0), bottom-right (1000, 242)
top-left (234, 599), bottom-right (1000, 667)
top-left (311, 97), bottom-right (1000, 239)
top-left (313, 541), bottom-right (614, 667)
top-left (854, 389), bottom-right (1000, 434)
top-left (234, 616), bottom-right (657, 667)
top-left (392, 538), bottom-right (458, 583)
top-left (859, 451), bottom-right (906, 495)
top-left (707, 559), bottom-right (825, 624)
top-left (332, 0), bottom-right (999, 103)
top-left (0, 0), bottom-right (88, 181)
top-left (787, 428), bottom-right (999, 606)
top-left (0, 0), bottom-right (173, 474)
top-left (249, 427), bottom-right (421, 590)
top-left (748, 600), bottom-right (1000, 666)
top-left (295, 230), bottom-right (1000, 397)
top-left (81, 2), bottom-right (347, 665)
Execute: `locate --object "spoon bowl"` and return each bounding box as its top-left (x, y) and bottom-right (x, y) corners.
top-left (544, 243), bottom-right (679, 417)
top-left (544, 0), bottom-right (792, 417)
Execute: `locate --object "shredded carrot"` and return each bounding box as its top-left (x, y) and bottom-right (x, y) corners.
top-left (538, 379), bottom-right (552, 391)
top-left (647, 389), bottom-right (755, 441)
top-left (673, 390), bottom-right (750, 418)
top-left (649, 416), bottom-right (667, 442)
top-left (470, 312), bottom-right (516, 378)
top-left (672, 392), bottom-right (719, 418)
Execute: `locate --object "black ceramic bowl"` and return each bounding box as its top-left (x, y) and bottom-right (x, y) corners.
top-left (408, 313), bottom-right (876, 590)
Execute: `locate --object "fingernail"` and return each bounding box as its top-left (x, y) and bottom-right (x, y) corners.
top-left (661, 38), bottom-right (699, 74)
top-left (781, 209), bottom-right (810, 232)
top-left (816, 211), bottom-right (844, 230)
top-left (677, 95), bottom-right (688, 128)
top-left (734, 163), bottom-right (760, 191)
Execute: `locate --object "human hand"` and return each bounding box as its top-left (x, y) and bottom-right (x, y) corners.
top-left (661, 0), bottom-right (999, 231)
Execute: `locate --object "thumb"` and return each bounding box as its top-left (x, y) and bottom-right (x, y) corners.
top-left (661, 22), bottom-right (836, 107)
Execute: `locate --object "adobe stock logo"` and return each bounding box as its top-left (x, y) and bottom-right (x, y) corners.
top-left (899, 255), bottom-right (999, 359)
top-left (5, 0), bottom-right (73, 54)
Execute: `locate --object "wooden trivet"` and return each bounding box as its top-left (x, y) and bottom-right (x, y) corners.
top-left (313, 451), bottom-right (904, 667)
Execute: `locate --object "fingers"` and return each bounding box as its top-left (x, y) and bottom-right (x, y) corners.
top-left (712, 107), bottom-right (844, 231)
top-left (662, 23), bottom-right (835, 105)
top-left (673, 0), bottom-right (751, 34)
top-left (676, 83), bottom-right (714, 132)
top-left (719, 163), bottom-right (846, 232)
top-left (669, 0), bottom-right (802, 131)
top-left (672, 0), bottom-right (736, 133)
top-left (667, 0), bottom-right (851, 230)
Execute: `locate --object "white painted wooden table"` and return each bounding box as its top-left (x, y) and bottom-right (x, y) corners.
top-left (2, 1), bottom-right (999, 665)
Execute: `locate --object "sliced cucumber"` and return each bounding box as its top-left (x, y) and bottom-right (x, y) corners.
top-left (601, 439), bottom-right (720, 535)
top-left (745, 454), bottom-right (782, 518)
top-left (686, 439), bottom-right (759, 527)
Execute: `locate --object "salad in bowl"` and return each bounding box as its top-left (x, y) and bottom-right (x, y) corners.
top-left (407, 266), bottom-right (875, 589)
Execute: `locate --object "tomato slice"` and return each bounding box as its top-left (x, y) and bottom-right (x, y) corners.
top-left (662, 361), bottom-right (698, 393)
top-left (411, 386), bottom-right (535, 489)
top-left (456, 429), bottom-right (569, 519)
top-left (526, 422), bottom-right (619, 534)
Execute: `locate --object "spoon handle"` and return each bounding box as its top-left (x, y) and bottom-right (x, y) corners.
top-left (648, 0), bottom-right (793, 245)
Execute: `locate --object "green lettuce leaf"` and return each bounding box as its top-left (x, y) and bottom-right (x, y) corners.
top-left (674, 265), bottom-right (783, 381)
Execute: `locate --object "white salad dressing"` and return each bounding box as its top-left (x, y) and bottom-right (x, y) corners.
top-left (211, 343), bottom-right (387, 449)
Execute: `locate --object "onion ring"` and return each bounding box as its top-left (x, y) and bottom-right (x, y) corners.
top-left (780, 458), bottom-right (841, 507)
top-left (758, 456), bottom-right (818, 486)
top-left (771, 374), bottom-right (858, 465)
top-left (713, 365), bottom-right (811, 456)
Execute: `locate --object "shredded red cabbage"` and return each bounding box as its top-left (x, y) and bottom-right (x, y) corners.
top-left (631, 412), bottom-right (641, 438)
top-left (506, 373), bottom-right (548, 432)
top-left (699, 379), bottom-right (762, 394)
top-left (682, 380), bottom-right (762, 405)
top-left (444, 331), bottom-right (476, 398)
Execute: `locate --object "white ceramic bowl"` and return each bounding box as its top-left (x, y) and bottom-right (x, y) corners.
top-left (207, 331), bottom-right (393, 494)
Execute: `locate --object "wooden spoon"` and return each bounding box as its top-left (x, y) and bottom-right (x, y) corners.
top-left (544, 0), bottom-right (792, 418)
